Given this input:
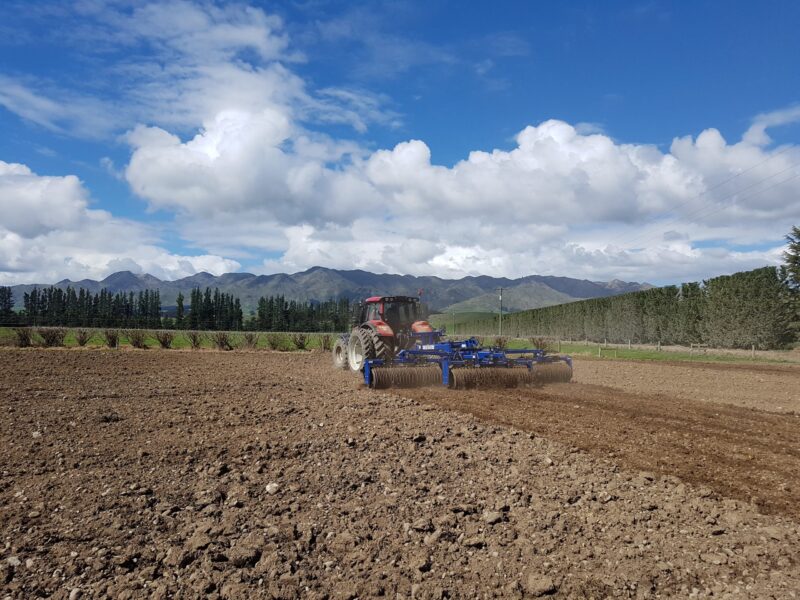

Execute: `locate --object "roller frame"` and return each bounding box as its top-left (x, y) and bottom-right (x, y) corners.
top-left (363, 334), bottom-right (572, 388)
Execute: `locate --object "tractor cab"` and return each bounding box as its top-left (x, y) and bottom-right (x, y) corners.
top-left (353, 296), bottom-right (431, 335)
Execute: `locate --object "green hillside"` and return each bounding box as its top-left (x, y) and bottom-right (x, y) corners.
top-left (428, 311), bottom-right (495, 334)
top-left (441, 282), bottom-right (577, 313)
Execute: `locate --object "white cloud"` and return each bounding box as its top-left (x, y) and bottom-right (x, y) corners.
top-left (743, 105), bottom-right (800, 146)
top-left (122, 103), bottom-right (800, 281)
top-left (0, 161), bottom-right (91, 237)
top-left (0, 75), bottom-right (120, 138)
top-left (0, 2), bottom-right (395, 138)
top-left (0, 161), bottom-right (239, 284)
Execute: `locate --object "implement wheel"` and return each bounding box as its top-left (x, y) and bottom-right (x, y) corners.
top-left (347, 328), bottom-right (375, 372)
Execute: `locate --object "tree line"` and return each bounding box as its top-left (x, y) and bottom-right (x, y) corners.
top-left (467, 265), bottom-right (797, 350)
top-left (0, 285), bottom-right (355, 332)
top-left (254, 296), bottom-right (352, 332)
top-left (182, 288), bottom-right (243, 330)
top-left (18, 287), bottom-right (164, 328)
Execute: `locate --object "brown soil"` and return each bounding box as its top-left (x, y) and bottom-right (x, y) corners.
top-left (1, 349), bottom-right (799, 599)
top-left (404, 361), bottom-right (800, 519)
top-left (572, 358), bottom-right (800, 414)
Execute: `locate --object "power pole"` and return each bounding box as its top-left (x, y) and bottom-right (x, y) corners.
top-left (496, 287), bottom-right (504, 337)
top-left (451, 311), bottom-right (455, 336)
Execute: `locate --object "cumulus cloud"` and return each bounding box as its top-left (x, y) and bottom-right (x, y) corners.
top-left (0, 161), bottom-right (239, 284)
top-left (123, 106), bottom-right (800, 281)
top-left (0, 161), bottom-right (91, 237)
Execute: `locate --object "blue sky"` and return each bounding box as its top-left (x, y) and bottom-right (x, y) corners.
top-left (0, 0), bottom-right (799, 285)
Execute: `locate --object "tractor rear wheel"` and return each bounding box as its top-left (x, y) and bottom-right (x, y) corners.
top-left (332, 337), bottom-right (349, 369)
top-left (347, 328), bottom-right (375, 371)
top-left (369, 328), bottom-right (393, 362)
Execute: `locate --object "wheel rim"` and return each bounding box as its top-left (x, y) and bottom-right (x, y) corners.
top-left (349, 335), bottom-right (364, 370)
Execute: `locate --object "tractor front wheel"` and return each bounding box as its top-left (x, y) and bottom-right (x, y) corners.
top-left (332, 336), bottom-right (349, 369)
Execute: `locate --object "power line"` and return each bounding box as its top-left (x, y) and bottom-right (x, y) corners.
top-left (673, 169), bottom-right (800, 226)
top-left (648, 145), bottom-right (793, 223)
top-left (615, 159), bottom-right (799, 251)
top-left (608, 169), bottom-right (800, 261)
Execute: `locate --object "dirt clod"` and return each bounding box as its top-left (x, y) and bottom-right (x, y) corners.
top-left (524, 573), bottom-right (556, 597)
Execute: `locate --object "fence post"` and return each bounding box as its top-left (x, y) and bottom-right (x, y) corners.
top-left (598, 345), bottom-right (601, 357)
top-left (657, 340), bottom-right (661, 352)
top-left (751, 344), bottom-right (755, 358)
top-left (628, 339), bottom-right (631, 349)
top-left (557, 339), bottom-right (561, 352)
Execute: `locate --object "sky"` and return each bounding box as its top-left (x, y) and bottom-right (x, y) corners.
top-left (0, 0), bottom-right (799, 286)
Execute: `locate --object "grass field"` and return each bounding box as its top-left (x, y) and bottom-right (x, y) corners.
top-left (501, 338), bottom-right (796, 364)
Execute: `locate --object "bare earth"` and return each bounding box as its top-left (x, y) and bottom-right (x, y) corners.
top-left (572, 359), bottom-right (800, 414)
top-left (1, 349), bottom-right (799, 599)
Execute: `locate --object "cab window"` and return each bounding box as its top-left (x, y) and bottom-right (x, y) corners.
top-left (366, 303), bottom-right (381, 321)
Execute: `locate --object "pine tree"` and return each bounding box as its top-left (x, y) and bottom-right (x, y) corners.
top-left (234, 298), bottom-right (243, 330)
top-left (202, 288), bottom-right (213, 329)
top-left (189, 288), bottom-right (199, 329)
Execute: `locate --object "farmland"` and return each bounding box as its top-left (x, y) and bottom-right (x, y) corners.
top-left (2, 348), bottom-right (799, 598)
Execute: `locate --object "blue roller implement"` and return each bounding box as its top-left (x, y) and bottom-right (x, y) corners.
top-left (363, 335), bottom-right (573, 389)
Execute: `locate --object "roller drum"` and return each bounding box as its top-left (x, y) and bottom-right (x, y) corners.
top-left (533, 362), bottom-right (573, 383)
top-left (370, 366), bottom-right (442, 389)
top-left (449, 367), bottom-right (536, 390)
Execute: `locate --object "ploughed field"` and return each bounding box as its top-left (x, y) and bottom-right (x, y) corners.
top-left (1, 350), bottom-right (799, 599)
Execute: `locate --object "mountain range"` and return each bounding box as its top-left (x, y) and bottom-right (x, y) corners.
top-left (7, 267), bottom-right (653, 314)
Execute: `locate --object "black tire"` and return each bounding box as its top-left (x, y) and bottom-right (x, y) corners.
top-left (332, 337), bottom-right (349, 369)
top-left (368, 328), bottom-right (393, 362)
top-left (347, 328), bottom-right (375, 371)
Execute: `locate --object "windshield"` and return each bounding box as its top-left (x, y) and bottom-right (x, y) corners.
top-left (383, 301), bottom-right (418, 325)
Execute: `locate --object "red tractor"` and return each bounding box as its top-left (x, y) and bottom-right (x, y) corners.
top-left (333, 296), bottom-right (434, 371)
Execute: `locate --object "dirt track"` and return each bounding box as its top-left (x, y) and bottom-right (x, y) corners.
top-left (1, 349), bottom-right (799, 599)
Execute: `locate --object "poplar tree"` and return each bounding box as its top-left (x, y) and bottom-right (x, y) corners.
top-left (0, 286), bottom-right (14, 324)
top-left (176, 292), bottom-right (185, 328)
top-left (784, 225), bottom-right (800, 289)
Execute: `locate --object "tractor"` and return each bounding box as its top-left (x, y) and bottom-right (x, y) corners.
top-left (332, 296), bottom-right (432, 371)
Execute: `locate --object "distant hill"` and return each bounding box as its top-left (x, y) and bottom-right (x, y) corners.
top-left (442, 281), bottom-right (577, 313)
top-left (7, 267), bottom-right (653, 314)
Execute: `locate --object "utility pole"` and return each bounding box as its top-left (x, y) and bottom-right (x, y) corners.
top-left (451, 311), bottom-right (455, 336)
top-left (496, 287), bottom-right (504, 337)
